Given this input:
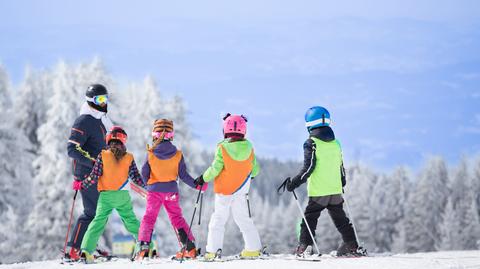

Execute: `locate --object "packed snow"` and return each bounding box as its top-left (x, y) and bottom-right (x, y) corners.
top-left (2, 251), bottom-right (480, 269)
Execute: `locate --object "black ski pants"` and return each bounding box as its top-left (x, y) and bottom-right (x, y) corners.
top-left (299, 195), bottom-right (356, 246)
top-left (68, 183), bottom-right (99, 249)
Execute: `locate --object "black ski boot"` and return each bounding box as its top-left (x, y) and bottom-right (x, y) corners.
top-left (337, 241), bottom-right (362, 257)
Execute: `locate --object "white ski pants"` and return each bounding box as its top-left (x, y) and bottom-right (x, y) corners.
top-left (206, 180), bottom-right (262, 252)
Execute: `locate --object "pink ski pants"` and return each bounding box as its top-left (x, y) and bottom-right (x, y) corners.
top-left (138, 192), bottom-right (194, 242)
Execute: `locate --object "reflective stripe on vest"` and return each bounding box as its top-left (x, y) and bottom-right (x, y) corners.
top-left (147, 150), bottom-right (182, 184)
top-left (98, 150), bottom-right (133, 191)
top-left (307, 137), bottom-right (343, 197)
top-left (214, 145), bottom-right (254, 195)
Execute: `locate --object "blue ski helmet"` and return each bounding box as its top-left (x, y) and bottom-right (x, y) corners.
top-left (305, 106), bottom-right (331, 130)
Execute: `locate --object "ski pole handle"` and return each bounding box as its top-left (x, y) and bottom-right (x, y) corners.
top-left (277, 177), bottom-right (290, 194)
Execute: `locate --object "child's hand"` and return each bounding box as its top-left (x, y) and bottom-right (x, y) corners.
top-left (194, 175), bottom-right (205, 186)
top-left (196, 182), bottom-right (208, 192)
top-left (286, 177), bottom-right (297, 192)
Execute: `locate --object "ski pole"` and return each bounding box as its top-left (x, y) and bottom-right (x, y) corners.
top-left (180, 186), bottom-right (203, 263)
top-left (342, 193), bottom-right (368, 256)
top-left (198, 193), bottom-right (203, 225)
top-left (292, 189), bottom-right (321, 256)
top-left (277, 178), bottom-right (321, 256)
top-left (62, 190), bottom-right (79, 256)
top-left (246, 193), bottom-right (252, 218)
top-left (342, 194), bottom-right (360, 244)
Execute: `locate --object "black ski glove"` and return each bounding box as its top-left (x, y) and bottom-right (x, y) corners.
top-left (194, 175), bottom-right (205, 186)
top-left (286, 177), bottom-right (297, 192)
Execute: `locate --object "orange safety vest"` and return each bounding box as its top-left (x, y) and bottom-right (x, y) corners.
top-left (147, 150), bottom-right (182, 185)
top-left (214, 145), bottom-right (254, 195)
top-left (98, 150), bottom-right (133, 191)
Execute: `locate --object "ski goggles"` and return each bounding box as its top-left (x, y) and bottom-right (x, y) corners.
top-left (106, 132), bottom-right (127, 145)
top-left (152, 131), bottom-right (174, 140)
top-left (86, 94), bottom-right (109, 105)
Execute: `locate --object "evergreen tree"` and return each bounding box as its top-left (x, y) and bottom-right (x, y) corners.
top-left (0, 63), bottom-right (10, 109)
top-left (344, 164), bottom-right (378, 246)
top-left (404, 157), bottom-right (449, 252)
top-left (163, 95), bottom-right (206, 174)
top-left (372, 167), bottom-right (411, 252)
top-left (14, 66), bottom-right (49, 153)
top-left (0, 65), bottom-right (33, 263)
top-left (389, 167), bottom-right (411, 253)
top-left (438, 198), bottom-right (462, 250)
top-left (120, 76), bottom-right (163, 164)
top-left (26, 61), bottom-right (80, 260)
top-left (462, 196), bottom-right (480, 249)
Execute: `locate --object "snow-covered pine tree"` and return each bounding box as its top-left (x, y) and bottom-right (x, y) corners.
top-left (458, 159), bottom-right (480, 249)
top-left (371, 167), bottom-right (410, 252)
top-left (438, 197), bottom-right (462, 250)
top-left (473, 158), bottom-right (480, 220)
top-left (449, 158), bottom-right (470, 209)
top-left (0, 63), bottom-right (10, 108)
top-left (26, 61), bottom-right (81, 260)
top-left (14, 66), bottom-right (49, 153)
top-left (344, 163), bottom-right (378, 246)
top-left (389, 167), bottom-right (412, 253)
top-left (119, 76), bottom-right (163, 164)
top-left (404, 157), bottom-right (449, 252)
top-left (0, 64), bottom-right (33, 263)
top-left (438, 158), bottom-right (471, 250)
top-left (367, 174), bottom-right (388, 252)
top-left (462, 195), bottom-right (480, 249)
top-left (163, 95), bottom-right (205, 174)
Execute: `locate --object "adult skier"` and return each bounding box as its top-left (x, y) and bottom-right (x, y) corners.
top-left (284, 106), bottom-right (362, 257)
top-left (65, 84), bottom-right (113, 261)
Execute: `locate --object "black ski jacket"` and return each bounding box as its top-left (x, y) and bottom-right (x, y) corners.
top-left (67, 114), bottom-right (107, 180)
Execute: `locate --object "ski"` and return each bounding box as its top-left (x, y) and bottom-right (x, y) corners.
top-left (60, 255), bottom-right (117, 265)
top-left (197, 249), bottom-right (231, 262)
top-left (170, 248), bottom-right (202, 261)
top-left (296, 256), bottom-right (322, 262)
top-left (130, 181), bottom-right (148, 198)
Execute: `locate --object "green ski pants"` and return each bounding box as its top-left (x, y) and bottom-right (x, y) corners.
top-left (81, 190), bottom-right (140, 253)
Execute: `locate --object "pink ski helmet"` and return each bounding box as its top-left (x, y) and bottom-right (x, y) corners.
top-left (223, 113), bottom-right (248, 138)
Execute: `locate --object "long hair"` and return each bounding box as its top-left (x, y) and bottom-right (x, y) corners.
top-left (109, 141), bottom-right (127, 161)
top-left (150, 132), bottom-right (165, 151)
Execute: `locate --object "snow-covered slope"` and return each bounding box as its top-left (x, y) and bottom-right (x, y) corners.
top-left (2, 251), bottom-right (480, 269)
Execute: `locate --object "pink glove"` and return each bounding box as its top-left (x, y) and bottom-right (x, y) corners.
top-left (196, 182), bottom-right (208, 192)
top-left (72, 180), bottom-right (83, 191)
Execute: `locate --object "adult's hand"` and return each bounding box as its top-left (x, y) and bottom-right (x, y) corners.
top-left (72, 180), bottom-right (82, 191)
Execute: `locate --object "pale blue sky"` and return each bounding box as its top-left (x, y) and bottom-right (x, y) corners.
top-left (1, 0), bottom-right (480, 170)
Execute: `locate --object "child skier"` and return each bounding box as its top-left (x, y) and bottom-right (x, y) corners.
top-left (194, 113), bottom-right (262, 260)
top-left (284, 106), bottom-right (361, 257)
top-left (135, 119), bottom-right (206, 260)
top-left (79, 126), bottom-right (145, 263)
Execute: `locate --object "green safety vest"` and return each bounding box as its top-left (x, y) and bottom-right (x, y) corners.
top-left (307, 137), bottom-right (343, 197)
